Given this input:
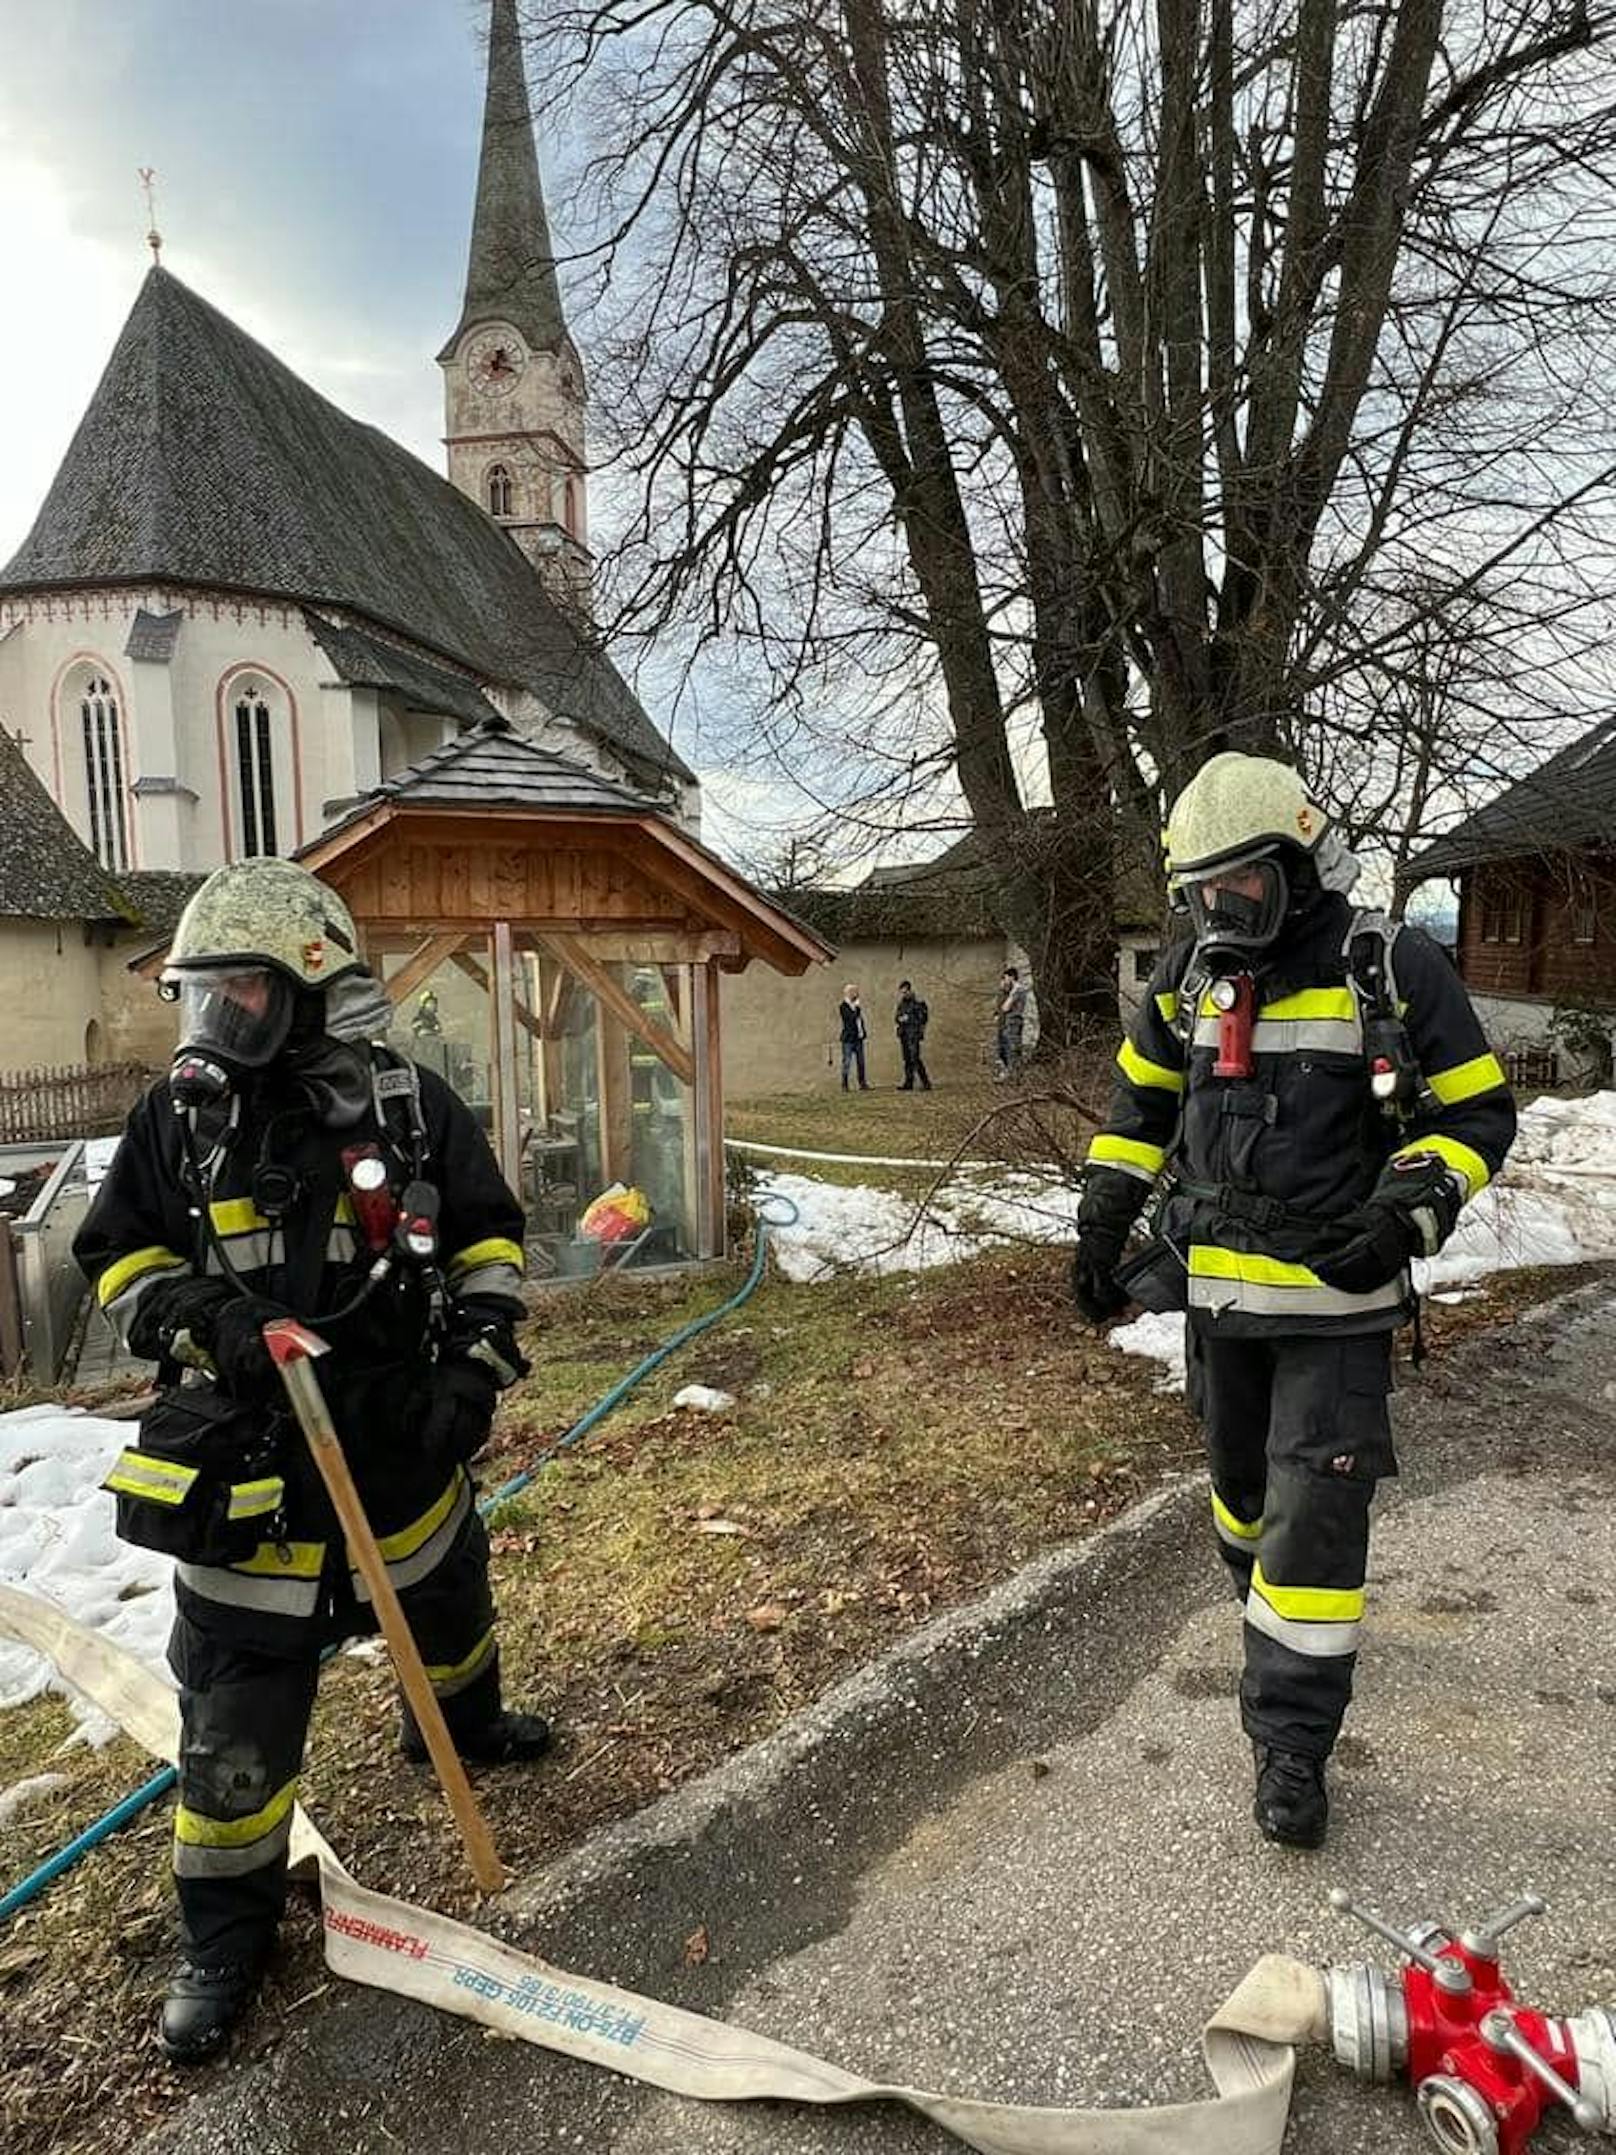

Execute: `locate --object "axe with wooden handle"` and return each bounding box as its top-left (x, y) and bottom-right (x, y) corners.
top-left (264, 1318), bottom-right (505, 1895)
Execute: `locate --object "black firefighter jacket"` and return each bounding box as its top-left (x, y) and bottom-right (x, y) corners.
top-left (1085, 894), bottom-right (1517, 1335)
top-left (74, 1062), bottom-right (525, 1647)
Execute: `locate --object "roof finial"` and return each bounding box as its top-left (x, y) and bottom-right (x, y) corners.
top-left (137, 168), bottom-right (162, 263)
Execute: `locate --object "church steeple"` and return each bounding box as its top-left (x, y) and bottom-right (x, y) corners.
top-left (440, 0), bottom-right (567, 358)
top-left (440, 0), bottom-right (590, 604)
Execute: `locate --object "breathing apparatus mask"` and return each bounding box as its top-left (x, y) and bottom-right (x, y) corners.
top-left (163, 965), bottom-right (298, 1109)
top-left (1179, 848), bottom-right (1292, 965)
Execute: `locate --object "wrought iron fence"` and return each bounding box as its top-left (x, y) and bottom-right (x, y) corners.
top-left (0, 1061), bottom-right (152, 1144)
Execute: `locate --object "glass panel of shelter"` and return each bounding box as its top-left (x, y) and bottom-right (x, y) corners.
top-left (380, 938), bottom-right (701, 1277)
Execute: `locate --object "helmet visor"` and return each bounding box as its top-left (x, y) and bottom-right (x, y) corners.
top-left (171, 967), bottom-right (295, 1069)
top-left (1179, 854), bottom-right (1289, 957)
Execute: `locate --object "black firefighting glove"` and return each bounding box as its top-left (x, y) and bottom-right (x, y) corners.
top-left (1311, 1153), bottom-right (1465, 1295)
top-left (1070, 1168), bottom-right (1144, 1326)
top-left (425, 1302), bottom-right (531, 1468)
top-left (206, 1294), bottom-right (287, 1400)
top-left (125, 1274), bottom-right (235, 1369)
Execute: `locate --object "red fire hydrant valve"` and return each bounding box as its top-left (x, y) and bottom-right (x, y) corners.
top-left (1325, 1887), bottom-right (1616, 2154)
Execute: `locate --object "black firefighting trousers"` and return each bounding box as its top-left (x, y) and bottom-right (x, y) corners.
top-left (167, 1508), bottom-right (500, 1963)
top-left (1185, 1319), bottom-right (1397, 1761)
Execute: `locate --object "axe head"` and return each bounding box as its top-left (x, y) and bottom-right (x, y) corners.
top-left (263, 1318), bottom-right (333, 1365)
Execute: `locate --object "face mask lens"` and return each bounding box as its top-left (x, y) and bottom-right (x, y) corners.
top-left (1182, 857), bottom-right (1287, 955)
top-left (174, 969), bottom-right (294, 1068)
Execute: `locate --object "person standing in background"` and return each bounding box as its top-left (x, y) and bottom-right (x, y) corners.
top-left (995, 967), bottom-right (1029, 1078)
top-left (895, 980), bottom-right (932, 1091)
top-left (838, 985), bottom-right (870, 1091)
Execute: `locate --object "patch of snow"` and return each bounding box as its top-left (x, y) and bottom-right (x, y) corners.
top-left (672, 1385), bottom-right (736, 1413)
top-left (758, 1091), bottom-right (1616, 1390)
top-left (0, 1771), bottom-right (68, 1825)
top-left (0, 1404), bottom-right (174, 1739)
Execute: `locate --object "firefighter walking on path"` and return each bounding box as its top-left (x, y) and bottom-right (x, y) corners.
top-left (74, 859), bottom-right (551, 2065)
top-left (1071, 754), bottom-right (1515, 1849)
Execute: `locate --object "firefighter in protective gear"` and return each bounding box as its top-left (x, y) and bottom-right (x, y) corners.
top-left (1073, 754), bottom-right (1515, 1848)
top-left (74, 859), bottom-right (550, 2065)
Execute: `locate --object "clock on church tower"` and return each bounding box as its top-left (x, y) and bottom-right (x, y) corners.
top-left (466, 331), bottom-right (527, 396)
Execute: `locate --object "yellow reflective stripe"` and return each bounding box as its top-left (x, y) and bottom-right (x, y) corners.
top-left (175, 1776), bottom-right (297, 1850)
top-left (1212, 1491), bottom-right (1262, 1544)
top-left (209, 1198), bottom-right (271, 1236)
top-left (1252, 1563), bottom-right (1365, 1625)
top-left (335, 1194), bottom-right (356, 1224)
top-left (426, 1626), bottom-right (496, 1691)
top-left (1188, 1247), bottom-right (1325, 1289)
top-left (1153, 991), bottom-right (1178, 1025)
top-left (1394, 1133), bottom-right (1491, 1200)
top-left (230, 1539), bottom-right (324, 1579)
top-left (446, 1237), bottom-right (524, 1281)
top-left (1427, 1052), bottom-right (1508, 1106)
top-left (97, 1245), bottom-right (187, 1309)
top-left (1117, 1038), bottom-right (1185, 1094)
top-left (377, 1471), bottom-right (465, 1563)
top-left (1089, 1133), bottom-right (1167, 1178)
top-left (227, 1477), bottom-right (285, 1522)
top-left (104, 1451), bottom-right (198, 1505)
top-left (1258, 988), bottom-right (1358, 1022)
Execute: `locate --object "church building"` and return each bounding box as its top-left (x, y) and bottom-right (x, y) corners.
top-left (0, 0), bottom-right (696, 1069)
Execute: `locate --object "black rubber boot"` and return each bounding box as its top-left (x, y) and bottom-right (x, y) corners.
top-left (159, 1957), bottom-right (266, 2065)
top-left (1252, 1745), bottom-right (1329, 1849)
top-left (400, 1708), bottom-right (553, 1766)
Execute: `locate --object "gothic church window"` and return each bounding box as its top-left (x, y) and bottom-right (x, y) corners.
top-left (234, 684), bottom-right (279, 856)
top-left (80, 675), bottom-right (129, 872)
top-left (487, 463), bottom-right (513, 518)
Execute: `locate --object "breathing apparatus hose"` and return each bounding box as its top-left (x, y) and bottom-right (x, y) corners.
top-left (0, 1194), bottom-right (799, 1929)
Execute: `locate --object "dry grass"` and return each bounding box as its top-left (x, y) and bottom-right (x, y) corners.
top-left (1, 1226), bottom-right (1605, 2154)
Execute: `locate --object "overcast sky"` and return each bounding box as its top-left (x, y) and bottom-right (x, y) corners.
top-left (0, 0), bottom-right (819, 859)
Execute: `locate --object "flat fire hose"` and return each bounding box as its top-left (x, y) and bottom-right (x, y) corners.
top-left (0, 1583), bottom-right (1326, 2154)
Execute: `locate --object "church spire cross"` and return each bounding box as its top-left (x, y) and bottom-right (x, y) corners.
top-left (440, 0), bottom-right (569, 357)
top-left (138, 167), bottom-right (162, 263)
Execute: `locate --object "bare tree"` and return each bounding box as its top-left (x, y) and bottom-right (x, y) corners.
top-left (538, 0), bottom-right (1616, 1047)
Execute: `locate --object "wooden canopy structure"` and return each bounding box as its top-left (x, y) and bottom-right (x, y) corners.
top-left (295, 722), bottom-right (829, 1263)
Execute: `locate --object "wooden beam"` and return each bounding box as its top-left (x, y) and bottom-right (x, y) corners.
top-left (692, 959), bottom-right (726, 1259)
top-left (451, 950), bottom-right (550, 1049)
top-left (382, 932), bottom-right (470, 1006)
top-left (491, 920), bottom-right (521, 1193)
top-left (596, 1003), bottom-right (632, 1187)
top-left (537, 933), bottom-right (695, 1087)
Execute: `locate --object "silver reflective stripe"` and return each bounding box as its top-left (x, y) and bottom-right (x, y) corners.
top-left (353, 1475), bottom-right (473, 1601)
top-left (1191, 1017), bottom-right (1363, 1056)
top-left (104, 1262), bottom-right (188, 1348)
top-left (176, 1562), bottom-right (322, 1618)
top-left (203, 1230), bottom-right (276, 1275)
top-left (1245, 1593), bottom-right (1361, 1659)
top-left (172, 1814), bottom-right (294, 1878)
top-left (450, 1262), bottom-right (524, 1303)
top-left (1188, 1274), bottom-right (1406, 1320)
top-left (327, 1224), bottom-right (359, 1261)
top-left (1214, 1513), bottom-right (1262, 1554)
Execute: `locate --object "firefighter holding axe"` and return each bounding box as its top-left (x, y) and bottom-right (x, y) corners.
top-left (75, 859), bottom-right (550, 2065)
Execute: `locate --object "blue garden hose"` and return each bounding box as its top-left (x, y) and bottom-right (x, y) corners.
top-left (0, 1196), bottom-right (798, 1928)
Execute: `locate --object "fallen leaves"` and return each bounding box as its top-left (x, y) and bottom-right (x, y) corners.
top-left (682, 1924), bottom-right (710, 1967)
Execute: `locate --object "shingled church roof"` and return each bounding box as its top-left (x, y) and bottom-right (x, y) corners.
top-left (0, 730), bottom-right (130, 923)
top-left (0, 267), bottom-right (690, 787)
